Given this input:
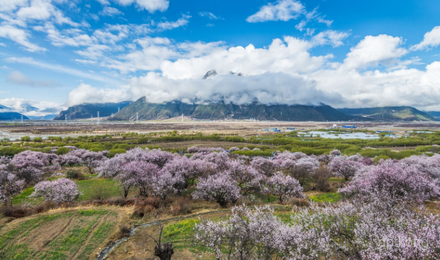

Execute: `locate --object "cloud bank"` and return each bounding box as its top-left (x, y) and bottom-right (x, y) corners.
top-left (66, 30), bottom-right (440, 110)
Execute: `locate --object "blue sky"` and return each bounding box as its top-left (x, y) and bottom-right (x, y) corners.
top-left (0, 0), bottom-right (440, 115)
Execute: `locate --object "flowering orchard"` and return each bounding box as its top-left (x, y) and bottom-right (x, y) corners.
top-left (2, 144), bottom-right (440, 258)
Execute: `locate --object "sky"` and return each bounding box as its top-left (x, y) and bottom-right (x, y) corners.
top-left (0, 0), bottom-right (440, 115)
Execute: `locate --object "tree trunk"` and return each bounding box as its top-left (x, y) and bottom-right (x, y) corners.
top-left (154, 243), bottom-right (174, 260)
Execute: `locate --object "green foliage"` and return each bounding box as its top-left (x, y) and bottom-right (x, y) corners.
top-left (163, 219), bottom-right (200, 249)
top-left (66, 169), bottom-right (83, 180)
top-left (20, 136), bottom-right (31, 142)
top-left (137, 137), bottom-right (149, 144)
top-left (232, 150), bottom-right (274, 157)
top-left (76, 178), bottom-right (120, 201)
top-left (48, 136), bottom-right (63, 142)
top-left (108, 148), bottom-right (126, 158)
top-left (32, 137), bottom-right (43, 142)
top-left (56, 147), bottom-right (69, 155)
top-left (0, 147), bottom-right (27, 156)
top-left (309, 193), bottom-right (342, 203)
top-left (360, 148), bottom-right (420, 159)
top-left (12, 187), bottom-right (39, 205)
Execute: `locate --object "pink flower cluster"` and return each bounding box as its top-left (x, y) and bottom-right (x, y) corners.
top-left (31, 178), bottom-right (79, 204)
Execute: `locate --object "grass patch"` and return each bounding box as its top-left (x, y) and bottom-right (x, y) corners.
top-left (12, 187), bottom-right (43, 205)
top-left (328, 177), bottom-right (346, 182)
top-left (78, 209), bottom-right (108, 216)
top-left (309, 192), bottom-right (341, 203)
top-left (76, 178), bottom-right (121, 201)
top-left (0, 210), bottom-right (116, 260)
top-left (163, 218), bottom-right (199, 249)
top-left (77, 219), bottom-right (116, 260)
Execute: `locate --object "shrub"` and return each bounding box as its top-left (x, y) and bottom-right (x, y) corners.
top-left (56, 147), bottom-right (69, 155)
top-left (170, 198), bottom-right (192, 215)
top-left (118, 225), bottom-right (131, 238)
top-left (89, 181), bottom-right (112, 200)
top-left (33, 137), bottom-right (43, 142)
top-left (66, 169), bottom-right (84, 180)
top-left (311, 167), bottom-right (333, 192)
top-left (21, 136), bottom-right (31, 142)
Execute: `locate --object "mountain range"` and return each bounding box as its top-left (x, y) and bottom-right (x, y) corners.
top-left (109, 97), bottom-right (356, 121)
top-left (337, 107), bottom-right (435, 121)
top-left (54, 101), bottom-right (132, 120)
top-left (0, 112), bottom-right (29, 121)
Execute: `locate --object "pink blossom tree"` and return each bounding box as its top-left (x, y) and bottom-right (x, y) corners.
top-left (266, 172), bottom-right (305, 202)
top-left (160, 157), bottom-right (214, 192)
top-left (57, 154), bottom-right (83, 167)
top-left (10, 150), bottom-right (49, 184)
top-left (328, 155), bottom-right (363, 181)
top-left (31, 178), bottom-right (80, 204)
top-left (228, 161), bottom-right (264, 194)
top-left (195, 198), bottom-right (440, 259)
top-left (339, 159), bottom-right (440, 203)
top-left (192, 173), bottom-right (241, 207)
top-left (195, 205), bottom-right (330, 260)
top-left (63, 149), bottom-right (107, 173)
top-left (118, 161), bottom-right (160, 197)
top-left (187, 146), bottom-right (198, 153)
top-left (250, 157), bottom-right (279, 177)
top-left (0, 165), bottom-right (25, 206)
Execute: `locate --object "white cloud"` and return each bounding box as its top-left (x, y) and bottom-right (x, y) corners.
top-left (199, 11), bottom-right (221, 20)
top-left (7, 70), bottom-right (60, 87)
top-left (161, 37), bottom-right (329, 80)
top-left (246, 0), bottom-right (304, 23)
top-left (13, 0), bottom-right (79, 26)
top-left (411, 26), bottom-right (440, 51)
top-left (74, 59), bottom-right (97, 65)
top-left (295, 8), bottom-right (332, 31)
top-left (6, 57), bottom-right (119, 84)
top-left (99, 6), bottom-right (123, 17)
top-left (0, 97), bottom-right (65, 116)
top-left (0, 0), bottom-right (27, 12)
top-left (75, 44), bottom-right (111, 60)
top-left (95, 0), bottom-right (110, 5)
top-left (342, 35), bottom-right (408, 70)
top-left (0, 25), bottom-right (47, 52)
top-left (67, 83), bottom-right (130, 106)
top-left (312, 62), bottom-right (440, 110)
top-left (156, 15), bottom-right (191, 31)
top-left (113, 0), bottom-right (169, 13)
top-left (34, 23), bottom-right (93, 47)
top-left (64, 33), bottom-right (440, 111)
top-left (311, 30), bottom-right (350, 47)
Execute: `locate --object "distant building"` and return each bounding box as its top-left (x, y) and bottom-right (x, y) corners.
top-left (342, 125), bottom-right (357, 129)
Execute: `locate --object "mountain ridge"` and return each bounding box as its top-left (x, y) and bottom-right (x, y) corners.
top-left (54, 101), bottom-right (132, 120)
top-left (337, 106), bottom-right (435, 121)
top-left (110, 97), bottom-right (356, 121)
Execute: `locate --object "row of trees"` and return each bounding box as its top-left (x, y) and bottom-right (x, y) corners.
top-left (3, 144), bottom-right (440, 207)
top-left (195, 197), bottom-right (440, 259)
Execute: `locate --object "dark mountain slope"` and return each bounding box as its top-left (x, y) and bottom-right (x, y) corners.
top-left (111, 97), bottom-right (356, 121)
top-left (337, 107), bottom-right (435, 121)
top-left (54, 101), bottom-right (132, 120)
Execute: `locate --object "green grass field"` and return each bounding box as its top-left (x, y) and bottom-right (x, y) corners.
top-left (0, 209), bottom-right (117, 260)
top-left (309, 192), bottom-right (342, 203)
